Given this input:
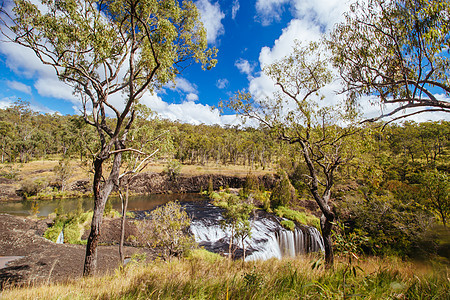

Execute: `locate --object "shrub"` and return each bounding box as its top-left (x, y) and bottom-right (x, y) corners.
top-left (275, 206), bottom-right (320, 230)
top-left (270, 170), bottom-right (297, 208)
top-left (280, 220), bottom-right (295, 231)
top-left (135, 201), bottom-right (196, 260)
top-left (21, 178), bottom-right (49, 197)
top-left (164, 159), bottom-right (182, 181)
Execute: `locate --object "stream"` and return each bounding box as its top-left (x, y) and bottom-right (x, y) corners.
top-left (0, 194), bottom-right (324, 260)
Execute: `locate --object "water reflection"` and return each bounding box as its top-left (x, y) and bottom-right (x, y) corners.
top-left (0, 193), bottom-right (205, 217)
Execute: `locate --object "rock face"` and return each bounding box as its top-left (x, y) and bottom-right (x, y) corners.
top-left (126, 173), bottom-right (276, 194)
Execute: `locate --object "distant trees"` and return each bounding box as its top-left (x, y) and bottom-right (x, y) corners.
top-left (329, 0), bottom-right (450, 122)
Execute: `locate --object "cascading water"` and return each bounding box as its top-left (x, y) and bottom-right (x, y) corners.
top-left (184, 201), bottom-right (324, 261)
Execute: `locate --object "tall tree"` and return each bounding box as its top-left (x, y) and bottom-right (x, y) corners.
top-left (329, 0), bottom-right (450, 122)
top-left (0, 0), bottom-right (216, 275)
top-left (225, 41), bottom-right (358, 268)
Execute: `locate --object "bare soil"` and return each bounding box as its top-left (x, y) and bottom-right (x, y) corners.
top-left (0, 214), bottom-right (152, 289)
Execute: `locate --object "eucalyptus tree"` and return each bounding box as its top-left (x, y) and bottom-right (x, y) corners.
top-left (0, 0), bottom-right (216, 275)
top-left (225, 41), bottom-right (359, 268)
top-left (329, 0), bottom-right (450, 122)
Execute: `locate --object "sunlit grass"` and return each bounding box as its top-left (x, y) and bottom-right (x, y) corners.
top-left (2, 251), bottom-right (448, 300)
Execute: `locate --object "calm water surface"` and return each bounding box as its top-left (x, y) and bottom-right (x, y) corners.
top-left (0, 193), bottom-right (206, 217)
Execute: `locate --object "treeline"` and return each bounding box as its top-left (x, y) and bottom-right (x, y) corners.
top-left (1, 100), bottom-right (449, 171)
top-left (0, 100), bottom-right (285, 167)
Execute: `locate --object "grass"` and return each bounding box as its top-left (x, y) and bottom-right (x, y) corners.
top-left (1, 252), bottom-right (448, 299)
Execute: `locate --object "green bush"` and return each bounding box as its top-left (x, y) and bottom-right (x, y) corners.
top-left (136, 201), bottom-right (196, 260)
top-left (275, 206), bottom-right (320, 230)
top-left (44, 220), bottom-right (65, 242)
top-left (270, 170), bottom-right (297, 208)
top-left (21, 178), bottom-right (49, 197)
top-left (280, 220), bottom-right (295, 231)
top-left (43, 212), bottom-right (92, 244)
top-left (164, 159), bottom-right (182, 181)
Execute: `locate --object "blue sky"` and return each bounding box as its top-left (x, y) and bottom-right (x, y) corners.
top-left (1, 0), bottom-right (448, 125)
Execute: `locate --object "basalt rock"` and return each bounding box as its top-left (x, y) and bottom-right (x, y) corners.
top-left (126, 172), bottom-right (276, 195)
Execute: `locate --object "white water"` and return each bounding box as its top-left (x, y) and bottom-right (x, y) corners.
top-left (189, 215), bottom-right (324, 261)
top-left (56, 229), bottom-right (64, 244)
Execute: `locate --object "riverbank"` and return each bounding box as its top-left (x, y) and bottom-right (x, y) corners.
top-left (0, 160), bottom-right (276, 202)
top-left (0, 213), bottom-right (152, 289)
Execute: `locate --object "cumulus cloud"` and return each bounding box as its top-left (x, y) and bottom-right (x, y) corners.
top-left (5, 80), bottom-right (31, 94)
top-left (195, 0), bottom-right (225, 44)
top-left (216, 78), bottom-right (229, 89)
top-left (140, 92), bottom-right (240, 126)
top-left (255, 0), bottom-right (348, 29)
top-left (248, 19), bottom-right (329, 102)
top-left (232, 0), bottom-right (240, 20)
top-left (255, 0), bottom-right (290, 25)
top-left (235, 58), bottom-right (256, 80)
top-left (173, 77), bottom-right (198, 94)
top-left (186, 93), bottom-right (199, 101)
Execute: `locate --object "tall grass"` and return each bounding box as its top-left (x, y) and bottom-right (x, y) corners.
top-left (2, 251), bottom-right (448, 299)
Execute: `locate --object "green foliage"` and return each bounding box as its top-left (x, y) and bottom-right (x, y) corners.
top-left (419, 169), bottom-right (450, 227)
top-left (53, 158), bottom-right (72, 191)
top-left (280, 220), bottom-right (295, 231)
top-left (164, 159), bottom-right (182, 181)
top-left (43, 211), bottom-right (92, 244)
top-left (21, 178), bottom-right (49, 198)
top-left (340, 192), bottom-right (436, 258)
top-left (186, 248), bottom-right (224, 264)
top-left (211, 190), bottom-right (255, 259)
top-left (270, 170), bottom-right (296, 208)
top-left (43, 220), bottom-right (65, 242)
top-left (329, 0), bottom-right (450, 119)
top-left (274, 206), bottom-right (320, 230)
top-left (136, 201), bottom-right (195, 260)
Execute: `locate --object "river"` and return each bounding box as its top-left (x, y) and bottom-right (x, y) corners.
top-left (0, 193), bottom-right (204, 217)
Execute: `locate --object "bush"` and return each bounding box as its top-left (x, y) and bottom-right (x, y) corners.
top-left (270, 170), bottom-right (297, 208)
top-left (274, 206), bottom-right (320, 230)
top-left (339, 192), bottom-right (437, 258)
top-left (280, 220), bottom-right (295, 231)
top-left (21, 178), bottom-right (49, 197)
top-left (164, 159), bottom-right (182, 181)
top-left (43, 212), bottom-right (92, 244)
top-left (136, 201), bottom-right (196, 260)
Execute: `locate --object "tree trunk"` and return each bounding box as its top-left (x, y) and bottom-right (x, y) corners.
top-left (119, 184), bottom-right (129, 265)
top-left (321, 214), bottom-right (334, 269)
top-left (84, 150), bottom-right (122, 276)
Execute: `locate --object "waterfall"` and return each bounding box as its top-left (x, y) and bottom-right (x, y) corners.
top-left (56, 229), bottom-right (64, 244)
top-left (185, 201), bottom-right (324, 261)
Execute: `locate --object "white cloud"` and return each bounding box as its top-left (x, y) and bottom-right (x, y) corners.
top-left (0, 97), bottom-right (15, 109)
top-left (34, 78), bottom-right (79, 104)
top-left (195, 0), bottom-right (225, 44)
top-left (216, 78), bottom-right (229, 89)
top-left (232, 0), bottom-right (240, 20)
top-left (140, 92), bottom-right (240, 126)
top-left (173, 77), bottom-right (197, 94)
top-left (249, 19), bottom-right (326, 101)
top-left (255, 0), bottom-right (290, 25)
top-left (255, 0), bottom-right (348, 29)
top-left (5, 80), bottom-right (31, 94)
top-left (186, 93), bottom-right (199, 101)
top-left (235, 58), bottom-right (256, 80)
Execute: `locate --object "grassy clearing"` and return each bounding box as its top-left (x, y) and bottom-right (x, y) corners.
top-left (1, 251), bottom-right (448, 299)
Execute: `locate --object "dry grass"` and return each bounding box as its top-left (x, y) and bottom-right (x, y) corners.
top-left (1, 252), bottom-right (447, 300)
